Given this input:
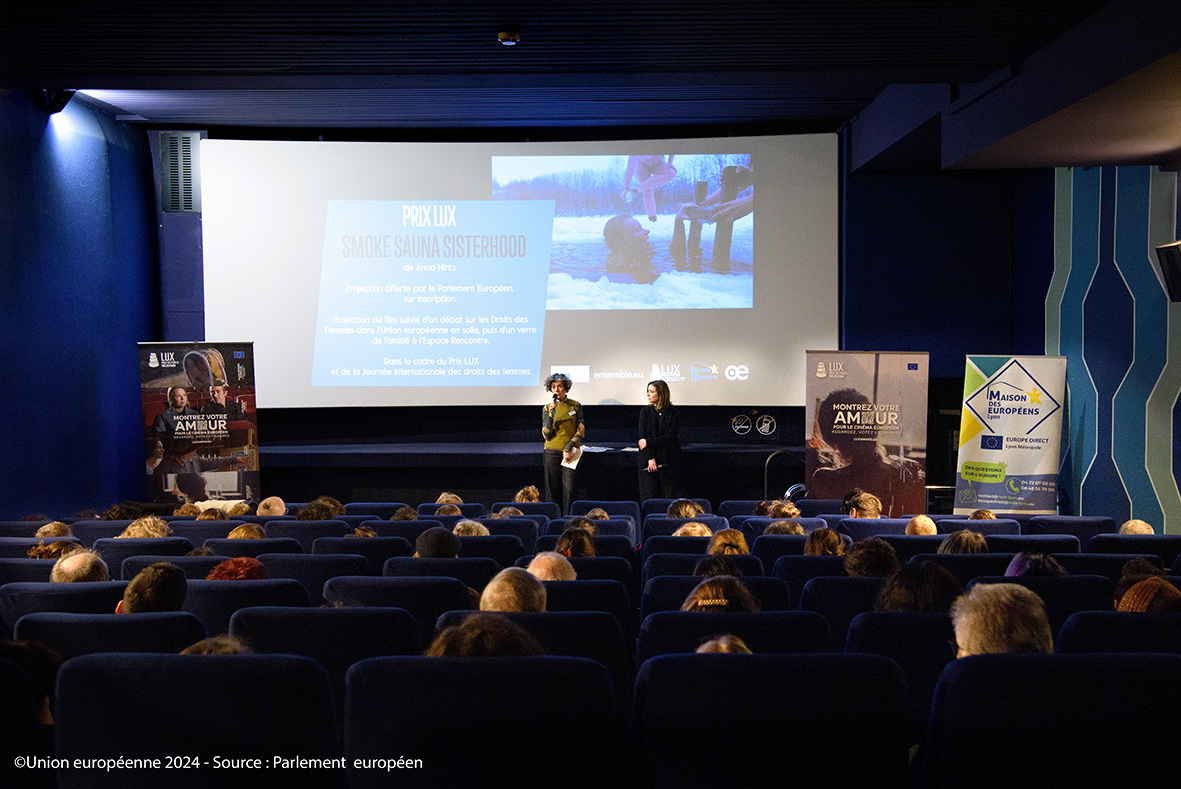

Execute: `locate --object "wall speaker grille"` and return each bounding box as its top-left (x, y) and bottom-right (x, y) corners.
top-left (161, 132), bottom-right (201, 213)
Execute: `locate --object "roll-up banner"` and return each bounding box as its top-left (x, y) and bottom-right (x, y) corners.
top-left (805, 351), bottom-right (928, 518)
top-left (139, 342), bottom-right (260, 506)
top-left (953, 355), bottom-right (1066, 515)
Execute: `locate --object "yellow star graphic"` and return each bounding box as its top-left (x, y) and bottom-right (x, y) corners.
top-left (1027, 388), bottom-right (1042, 404)
top-left (710, 365), bottom-right (719, 374)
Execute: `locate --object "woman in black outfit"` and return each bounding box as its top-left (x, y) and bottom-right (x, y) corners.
top-left (638, 379), bottom-right (682, 500)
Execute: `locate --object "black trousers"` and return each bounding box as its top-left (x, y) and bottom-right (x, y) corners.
top-left (543, 448), bottom-right (575, 516)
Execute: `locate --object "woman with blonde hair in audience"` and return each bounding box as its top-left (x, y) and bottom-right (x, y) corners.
top-left (584, 507), bottom-right (611, 520)
top-left (768, 500), bottom-right (800, 519)
top-left (969, 509), bottom-right (996, 520)
top-left (938, 529), bottom-right (988, 554)
top-left (555, 527), bottom-right (595, 558)
top-left (453, 520), bottom-right (490, 536)
top-left (672, 523), bottom-right (713, 538)
top-left (489, 506), bottom-right (523, 519)
top-left (196, 507), bottom-right (227, 521)
top-left (28, 541), bottom-right (79, 561)
top-left (118, 516), bottom-right (172, 539)
top-left (707, 529), bottom-right (749, 556)
top-left (435, 503), bottom-right (462, 516)
top-left (513, 485), bottom-right (540, 504)
top-left (436, 492), bottom-right (463, 505)
top-left (681, 576), bottom-right (759, 613)
top-left (804, 527), bottom-right (843, 556)
top-left (348, 526), bottom-right (377, 538)
top-left (763, 520), bottom-right (804, 536)
top-left (173, 503), bottom-right (201, 517)
top-left (227, 523), bottom-right (265, 540)
top-left (666, 499), bottom-right (705, 518)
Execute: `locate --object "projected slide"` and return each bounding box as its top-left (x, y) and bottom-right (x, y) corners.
top-left (311, 201), bottom-right (554, 386)
top-left (201, 134), bottom-right (837, 408)
top-left (492, 154), bottom-right (753, 310)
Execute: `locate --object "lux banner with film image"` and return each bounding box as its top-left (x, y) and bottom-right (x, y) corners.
top-left (805, 351), bottom-right (929, 518)
top-left (953, 355), bottom-right (1067, 515)
top-left (139, 342), bottom-right (260, 506)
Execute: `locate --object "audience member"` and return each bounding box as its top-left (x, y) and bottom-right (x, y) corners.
top-left (185, 546), bottom-right (214, 557)
top-left (1117, 577), bottom-right (1181, 612)
top-left (841, 488), bottom-right (865, 515)
top-left (227, 523), bottom-right (265, 540)
top-left (348, 526), bottom-right (377, 538)
top-left (225, 501), bottom-right (250, 517)
top-left (951, 583), bottom-right (1053, 656)
top-left (295, 501), bottom-right (333, 521)
top-left (453, 520), bottom-right (490, 536)
top-left (566, 516), bottom-right (597, 535)
top-left (174, 503), bottom-right (201, 517)
top-left (847, 491), bottom-right (882, 519)
top-left (671, 523), bottom-right (712, 538)
top-left (480, 567), bottom-right (547, 613)
top-left (312, 495), bottom-right (346, 516)
top-left (513, 486), bottom-right (540, 504)
top-left (906, 515), bottom-right (937, 536)
top-left (875, 561), bottom-right (963, 613)
top-left (415, 527), bottom-right (461, 558)
top-left (27, 540), bottom-right (79, 560)
top-left (1119, 518), bottom-right (1155, 535)
top-left (101, 503), bottom-right (142, 521)
top-left (555, 527), bottom-right (595, 558)
top-left (804, 527), bottom-right (844, 556)
top-left (768, 500), bottom-right (800, 519)
top-left (1114, 557), bottom-right (1167, 606)
top-left (667, 499), bottom-right (705, 518)
top-left (489, 506), bottom-right (523, 519)
top-left (436, 492), bottom-right (464, 505)
top-left (50, 549), bottom-right (109, 583)
top-left (584, 507), bottom-right (611, 520)
top-left (693, 554), bottom-right (742, 578)
top-left (707, 529), bottom-right (750, 555)
top-left (763, 520), bottom-right (805, 536)
top-left (1004, 552), bottom-right (1066, 578)
top-left (968, 509), bottom-right (996, 520)
top-left (34, 521), bottom-right (72, 539)
top-left (195, 507), bottom-right (227, 521)
top-left (938, 529), bottom-right (988, 554)
top-left (425, 613), bottom-right (545, 657)
top-left (526, 552), bottom-right (577, 582)
top-left (256, 496), bottom-right (287, 517)
top-left (118, 515), bottom-right (172, 539)
top-left (681, 576), bottom-right (759, 613)
top-left (206, 557), bottom-right (267, 580)
top-left (181, 635), bottom-right (252, 655)
top-left (844, 537), bottom-right (900, 577)
top-left (390, 505), bottom-right (417, 521)
top-left (117, 562), bottom-right (187, 614)
top-left (434, 504), bottom-right (462, 517)
top-left (696, 634), bottom-right (752, 654)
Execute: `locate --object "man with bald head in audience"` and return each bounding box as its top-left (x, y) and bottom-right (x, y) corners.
top-left (50, 549), bottom-right (109, 583)
top-left (526, 552), bottom-right (577, 582)
top-left (256, 496), bottom-right (287, 517)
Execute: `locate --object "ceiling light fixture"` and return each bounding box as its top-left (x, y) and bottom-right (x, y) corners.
top-left (498, 31), bottom-right (520, 46)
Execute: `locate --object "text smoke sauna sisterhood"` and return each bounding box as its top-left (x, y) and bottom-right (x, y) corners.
top-left (341, 234), bottom-right (527, 259)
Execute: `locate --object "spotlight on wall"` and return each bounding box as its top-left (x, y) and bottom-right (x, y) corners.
top-left (498, 31), bottom-right (520, 46)
top-left (39, 89), bottom-right (76, 114)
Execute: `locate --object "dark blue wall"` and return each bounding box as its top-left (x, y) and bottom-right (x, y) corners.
top-left (0, 92), bottom-right (159, 519)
